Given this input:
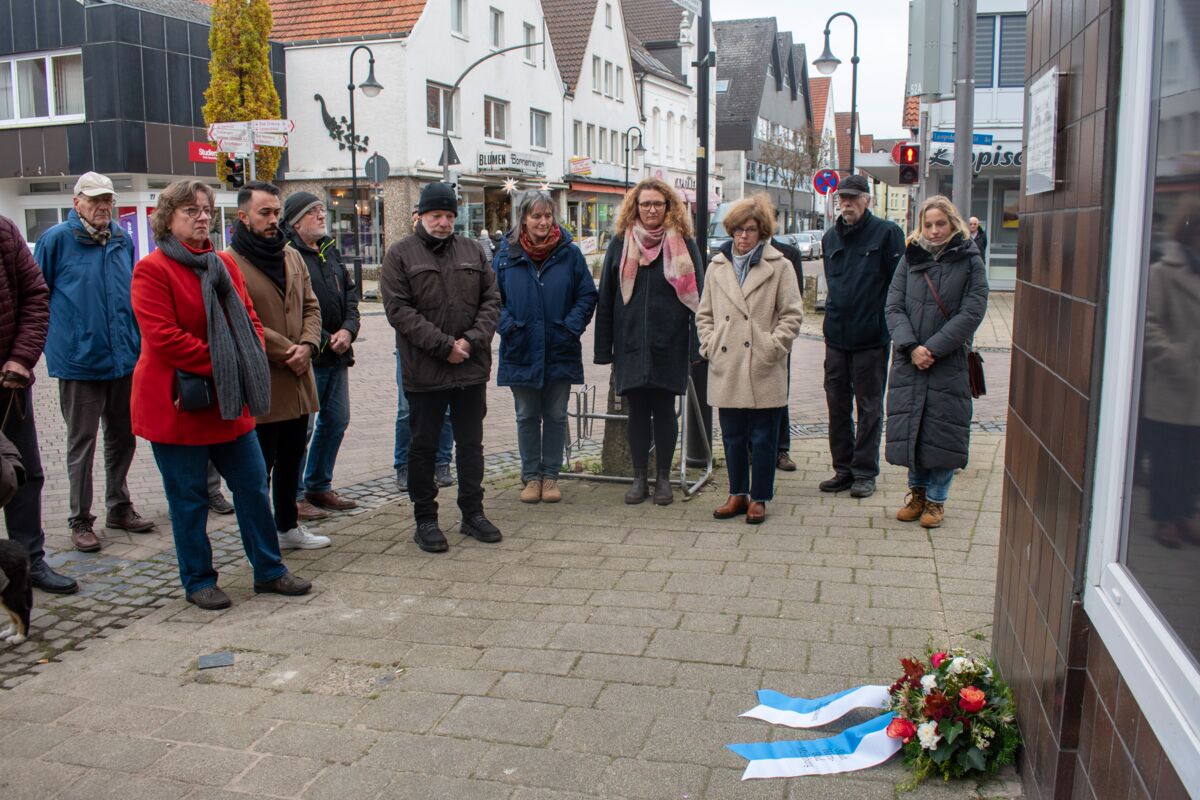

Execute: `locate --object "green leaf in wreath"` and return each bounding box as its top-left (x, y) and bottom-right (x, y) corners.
top-left (931, 745), bottom-right (954, 764)
top-left (939, 720), bottom-right (964, 745)
top-left (965, 746), bottom-right (987, 772)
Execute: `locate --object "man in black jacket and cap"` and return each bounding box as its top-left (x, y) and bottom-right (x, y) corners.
top-left (818, 175), bottom-right (905, 498)
top-left (381, 183), bottom-right (501, 554)
top-left (282, 191), bottom-right (361, 516)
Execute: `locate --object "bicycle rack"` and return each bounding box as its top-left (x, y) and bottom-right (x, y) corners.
top-left (561, 376), bottom-right (714, 499)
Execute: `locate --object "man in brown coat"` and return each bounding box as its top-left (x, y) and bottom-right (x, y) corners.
top-left (0, 214), bottom-right (77, 593)
top-left (381, 183), bottom-right (500, 553)
top-left (227, 182), bottom-right (329, 551)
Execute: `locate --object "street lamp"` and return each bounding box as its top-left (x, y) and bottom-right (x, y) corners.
top-left (623, 126), bottom-right (646, 188)
top-left (813, 12), bottom-right (859, 174)
top-left (348, 44), bottom-right (382, 299)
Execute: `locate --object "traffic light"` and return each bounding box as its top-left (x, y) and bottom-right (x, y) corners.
top-left (898, 143), bottom-right (920, 185)
top-left (225, 157), bottom-right (245, 189)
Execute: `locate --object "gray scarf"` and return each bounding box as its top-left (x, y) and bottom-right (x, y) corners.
top-left (731, 242), bottom-right (764, 286)
top-left (156, 236), bottom-right (272, 420)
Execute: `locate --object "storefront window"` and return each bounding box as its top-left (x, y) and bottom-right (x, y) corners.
top-left (327, 187), bottom-right (384, 264)
top-left (1122, 0), bottom-right (1200, 665)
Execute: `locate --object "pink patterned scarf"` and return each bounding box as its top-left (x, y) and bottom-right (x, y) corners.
top-left (618, 223), bottom-right (699, 312)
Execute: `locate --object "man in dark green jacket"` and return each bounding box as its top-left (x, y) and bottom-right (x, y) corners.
top-left (818, 175), bottom-right (905, 498)
top-left (381, 183), bottom-right (501, 554)
top-left (282, 192), bottom-right (361, 517)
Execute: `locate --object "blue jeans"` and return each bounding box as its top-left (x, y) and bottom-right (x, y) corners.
top-left (151, 431), bottom-right (288, 595)
top-left (394, 349), bottom-right (453, 469)
top-left (908, 467), bottom-right (956, 503)
top-left (299, 365), bottom-right (351, 494)
top-left (720, 407), bottom-right (783, 502)
top-left (511, 382), bottom-right (572, 481)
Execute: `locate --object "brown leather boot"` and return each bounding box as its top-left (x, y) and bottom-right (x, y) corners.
top-left (746, 501), bottom-right (767, 524)
top-left (652, 470), bottom-right (673, 505)
top-left (295, 499), bottom-right (329, 521)
top-left (713, 495), bottom-right (749, 519)
top-left (624, 471), bottom-right (649, 504)
top-left (70, 522), bottom-right (101, 553)
top-left (304, 490), bottom-right (358, 510)
top-left (896, 488), bottom-right (927, 522)
top-left (920, 501), bottom-right (945, 529)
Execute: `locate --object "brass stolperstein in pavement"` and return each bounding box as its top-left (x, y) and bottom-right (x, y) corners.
top-left (560, 376), bottom-right (714, 499)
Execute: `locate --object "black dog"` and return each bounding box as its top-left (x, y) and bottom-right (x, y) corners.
top-left (0, 539), bottom-right (31, 645)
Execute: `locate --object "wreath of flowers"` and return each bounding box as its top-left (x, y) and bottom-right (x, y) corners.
top-left (886, 648), bottom-right (1020, 788)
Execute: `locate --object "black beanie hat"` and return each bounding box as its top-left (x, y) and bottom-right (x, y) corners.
top-left (283, 191), bottom-right (323, 227)
top-left (418, 182), bottom-right (458, 215)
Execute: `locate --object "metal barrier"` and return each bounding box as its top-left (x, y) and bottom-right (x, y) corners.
top-left (561, 377), bottom-right (714, 499)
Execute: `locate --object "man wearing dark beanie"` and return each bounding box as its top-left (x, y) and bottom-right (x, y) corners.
top-left (381, 183), bottom-right (501, 553)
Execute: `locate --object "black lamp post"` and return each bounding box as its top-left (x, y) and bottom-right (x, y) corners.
top-left (623, 126), bottom-right (646, 188)
top-left (348, 45), bottom-right (383, 299)
top-left (813, 12), bottom-right (859, 174)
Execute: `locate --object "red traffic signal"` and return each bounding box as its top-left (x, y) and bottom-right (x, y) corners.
top-left (225, 157), bottom-right (245, 189)
top-left (897, 143), bottom-right (920, 185)
top-left (899, 144), bottom-right (920, 165)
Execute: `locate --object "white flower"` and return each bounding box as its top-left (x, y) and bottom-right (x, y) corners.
top-left (920, 674), bottom-right (938, 694)
top-left (917, 721), bottom-right (941, 750)
top-left (948, 657), bottom-right (970, 675)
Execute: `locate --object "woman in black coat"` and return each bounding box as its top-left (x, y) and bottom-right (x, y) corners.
top-left (594, 177), bottom-right (704, 506)
top-left (884, 196), bottom-right (988, 528)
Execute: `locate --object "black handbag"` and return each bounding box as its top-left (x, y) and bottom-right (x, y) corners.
top-left (922, 272), bottom-right (986, 399)
top-left (174, 370), bottom-right (216, 411)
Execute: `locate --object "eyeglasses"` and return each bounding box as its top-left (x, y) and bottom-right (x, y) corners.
top-left (180, 206), bottom-right (215, 220)
top-left (638, 201), bottom-right (667, 210)
top-left (733, 225), bottom-right (760, 236)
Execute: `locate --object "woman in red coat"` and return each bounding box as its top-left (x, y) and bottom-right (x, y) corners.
top-left (131, 179), bottom-right (311, 610)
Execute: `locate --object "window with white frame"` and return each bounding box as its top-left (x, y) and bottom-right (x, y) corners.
top-left (604, 61), bottom-right (613, 97)
top-left (620, 132), bottom-right (628, 165)
top-left (426, 82), bottom-right (456, 133)
top-left (573, 120), bottom-right (583, 156)
top-left (592, 56), bottom-right (601, 93)
top-left (615, 66), bottom-right (624, 101)
top-left (483, 97), bottom-right (508, 142)
top-left (598, 126), bottom-right (608, 161)
top-left (679, 116), bottom-right (688, 157)
top-left (524, 23), bottom-right (537, 62)
top-left (605, 2), bottom-right (613, 28)
top-left (756, 116), bottom-right (771, 141)
top-left (975, 13), bottom-right (1026, 88)
top-left (0, 50), bottom-right (84, 124)
top-left (610, 130), bottom-right (618, 163)
top-left (530, 109), bottom-right (549, 150)
top-left (586, 123), bottom-right (595, 157)
top-left (489, 7), bottom-right (503, 48)
top-left (665, 113), bottom-right (674, 157)
top-left (451, 0), bottom-right (467, 36)
top-left (1087, 0), bottom-right (1200, 792)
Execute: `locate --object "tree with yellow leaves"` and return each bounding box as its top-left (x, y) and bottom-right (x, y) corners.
top-left (203, 0), bottom-right (282, 183)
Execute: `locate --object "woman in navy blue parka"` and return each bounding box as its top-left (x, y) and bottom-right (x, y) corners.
top-left (494, 191), bottom-right (598, 504)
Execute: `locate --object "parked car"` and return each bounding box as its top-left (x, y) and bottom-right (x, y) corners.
top-left (783, 231), bottom-right (822, 259)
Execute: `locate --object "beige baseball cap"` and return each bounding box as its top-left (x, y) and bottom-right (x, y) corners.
top-left (73, 172), bottom-right (117, 198)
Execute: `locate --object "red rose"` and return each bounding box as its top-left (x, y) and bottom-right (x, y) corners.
top-left (886, 717), bottom-right (917, 743)
top-left (958, 686), bottom-right (986, 713)
top-left (931, 652), bottom-right (948, 668)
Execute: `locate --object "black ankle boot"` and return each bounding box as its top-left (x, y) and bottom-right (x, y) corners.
top-left (624, 470), bottom-right (649, 504)
top-left (653, 470), bottom-right (673, 505)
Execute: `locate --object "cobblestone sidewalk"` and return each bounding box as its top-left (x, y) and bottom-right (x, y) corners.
top-left (0, 435), bottom-right (1019, 800)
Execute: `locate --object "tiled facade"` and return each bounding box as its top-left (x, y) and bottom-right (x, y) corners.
top-left (993, 0), bottom-right (1191, 798)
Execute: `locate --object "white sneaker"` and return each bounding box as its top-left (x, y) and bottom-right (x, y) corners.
top-left (278, 526), bottom-right (331, 550)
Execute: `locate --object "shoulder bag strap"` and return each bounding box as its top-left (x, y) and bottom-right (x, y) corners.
top-left (922, 271), bottom-right (952, 321)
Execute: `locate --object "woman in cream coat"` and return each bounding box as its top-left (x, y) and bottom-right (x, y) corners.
top-left (697, 195), bottom-right (803, 524)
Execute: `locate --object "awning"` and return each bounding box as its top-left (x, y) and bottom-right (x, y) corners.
top-left (567, 181), bottom-right (629, 196)
top-left (681, 189), bottom-right (721, 208)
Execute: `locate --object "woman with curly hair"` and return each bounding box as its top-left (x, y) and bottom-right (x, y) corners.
top-left (594, 177), bottom-right (704, 505)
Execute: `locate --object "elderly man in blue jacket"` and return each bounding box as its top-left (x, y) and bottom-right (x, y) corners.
top-left (34, 172), bottom-right (154, 553)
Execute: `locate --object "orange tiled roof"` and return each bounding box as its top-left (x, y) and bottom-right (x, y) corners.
top-left (859, 134), bottom-right (874, 152)
top-left (834, 110), bottom-right (859, 174)
top-left (903, 95), bottom-right (920, 129)
top-left (225, 0), bottom-right (427, 43)
top-left (809, 76), bottom-right (831, 132)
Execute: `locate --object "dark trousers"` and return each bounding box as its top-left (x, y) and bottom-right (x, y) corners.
top-left (720, 407), bottom-right (783, 502)
top-left (1144, 419), bottom-right (1200, 522)
top-left (255, 415), bottom-right (309, 532)
top-left (625, 388), bottom-right (677, 472)
top-left (2, 387), bottom-right (47, 566)
top-left (823, 344), bottom-right (889, 479)
top-left (778, 353), bottom-right (793, 454)
top-left (408, 383), bottom-right (487, 523)
top-left (58, 375), bottom-right (137, 526)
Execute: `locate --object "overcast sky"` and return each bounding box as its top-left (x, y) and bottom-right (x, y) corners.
top-left (709, 0), bottom-right (912, 140)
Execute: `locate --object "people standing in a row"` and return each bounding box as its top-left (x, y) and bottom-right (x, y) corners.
top-left (282, 192), bottom-right (361, 519)
top-left (886, 196), bottom-right (988, 528)
top-left (595, 177), bottom-right (704, 506)
top-left (0, 214), bottom-right (77, 594)
top-left (382, 183), bottom-right (501, 554)
top-left (818, 174), bottom-right (906, 500)
top-left (495, 191), bottom-right (597, 505)
top-left (698, 195), bottom-right (803, 524)
top-left (35, 172), bottom-right (155, 553)
top-left (227, 182), bottom-right (330, 552)
top-left (130, 180), bottom-right (311, 609)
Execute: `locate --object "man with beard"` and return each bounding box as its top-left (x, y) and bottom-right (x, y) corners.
top-left (226, 182), bottom-right (330, 551)
top-left (818, 175), bottom-right (905, 499)
top-left (381, 183), bottom-right (501, 553)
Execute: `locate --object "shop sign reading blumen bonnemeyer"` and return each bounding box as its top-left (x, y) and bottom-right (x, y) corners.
top-left (477, 150), bottom-right (547, 176)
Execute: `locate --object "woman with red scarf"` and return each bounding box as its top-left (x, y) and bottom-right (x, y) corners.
top-left (494, 191), bottom-right (598, 504)
top-left (594, 177), bottom-right (704, 505)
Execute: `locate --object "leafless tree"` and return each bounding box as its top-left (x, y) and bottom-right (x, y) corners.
top-left (756, 125), bottom-right (822, 230)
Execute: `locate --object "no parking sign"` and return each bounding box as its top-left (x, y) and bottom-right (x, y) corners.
top-left (813, 169), bottom-right (840, 195)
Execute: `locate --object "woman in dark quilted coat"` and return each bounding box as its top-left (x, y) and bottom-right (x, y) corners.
top-left (884, 196), bottom-right (988, 529)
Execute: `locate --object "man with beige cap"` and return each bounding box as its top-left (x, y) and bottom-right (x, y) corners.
top-left (33, 171), bottom-right (154, 553)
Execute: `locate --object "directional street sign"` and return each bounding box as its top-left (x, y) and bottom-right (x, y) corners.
top-left (251, 119), bottom-right (294, 134)
top-left (253, 132), bottom-right (288, 147)
top-left (813, 169), bottom-right (840, 196)
top-left (930, 131), bottom-right (994, 146)
top-left (207, 121), bottom-right (250, 140)
top-left (216, 137), bottom-right (253, 154)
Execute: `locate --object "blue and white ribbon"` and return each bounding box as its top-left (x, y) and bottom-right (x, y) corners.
top-left (728, 712), bottom-right (903, 779)
top-left (740, 686), bottom-right (891, 728)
